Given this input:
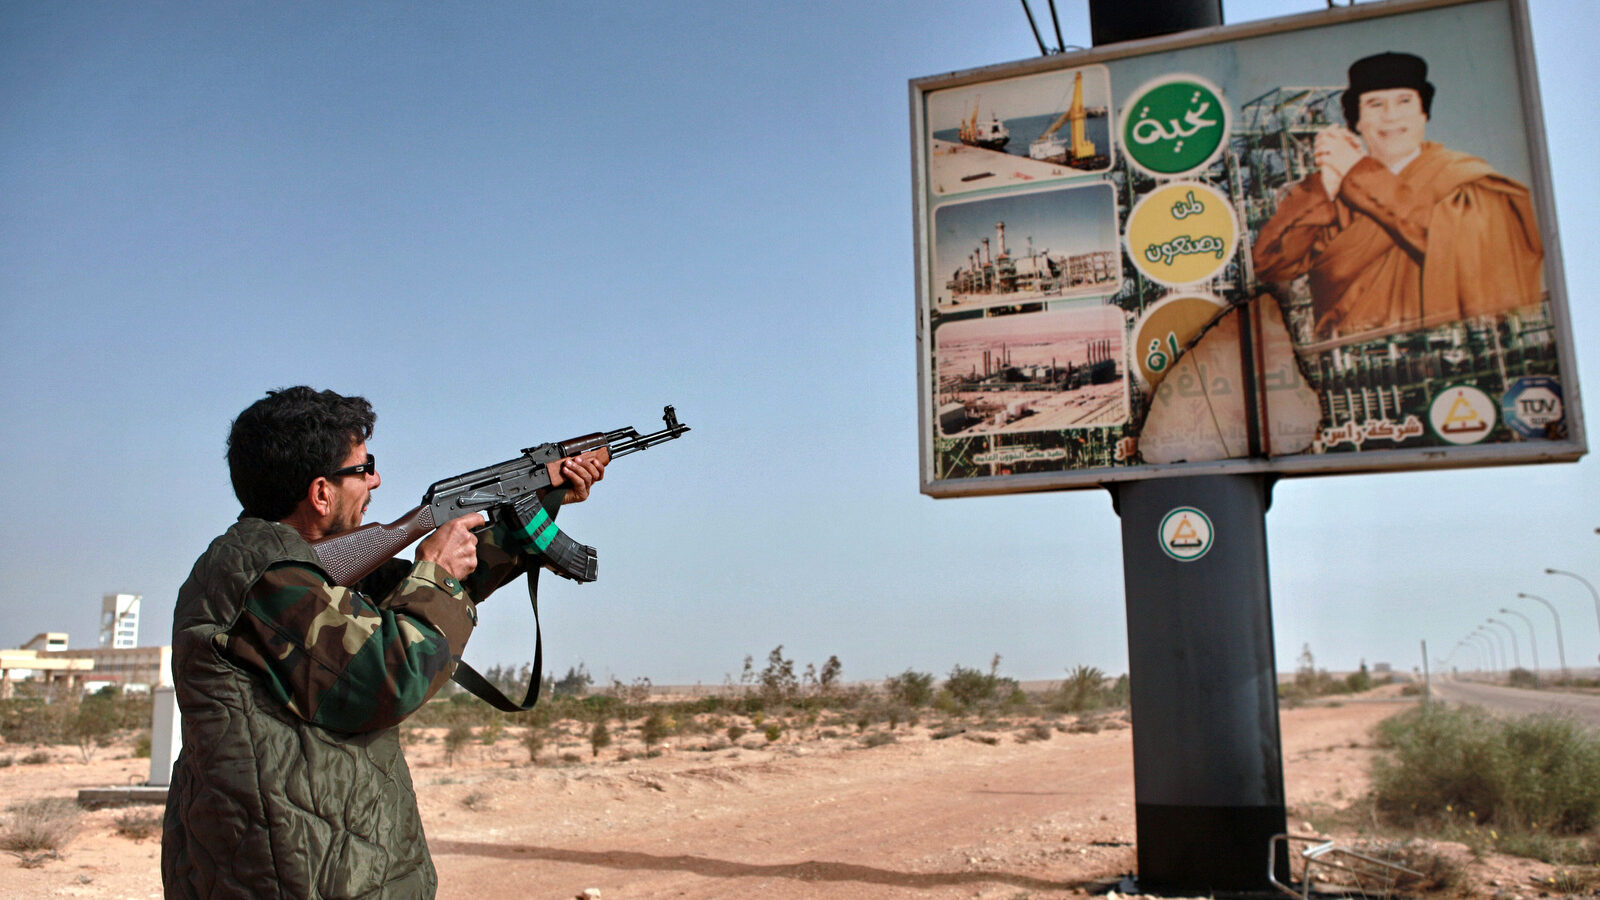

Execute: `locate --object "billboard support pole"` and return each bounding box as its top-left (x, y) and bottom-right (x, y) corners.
top-left (1111, 475), bottom-right (1287, 893)
top-left (1092, 0), bottom-right (1287, 893)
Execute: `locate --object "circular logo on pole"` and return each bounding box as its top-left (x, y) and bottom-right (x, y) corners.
top-left (1159, 506), bottom-right (1214, 562)
top-left (1428, 384), bottom-right (1496, 445)
top-left (1125, 182), bottom-right (1238, 286)
top-left (1121, 75), bottom-right (1231, 177)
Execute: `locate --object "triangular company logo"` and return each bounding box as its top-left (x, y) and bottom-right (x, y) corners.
top-left (1169, 515), bottom-right (1203, 548)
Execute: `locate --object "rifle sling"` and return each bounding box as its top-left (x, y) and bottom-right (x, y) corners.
top-left (448, 487), bottom-right (567, 712)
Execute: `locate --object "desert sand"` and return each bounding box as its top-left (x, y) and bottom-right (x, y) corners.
top-left (0, 689), bottom-right (1579, 899)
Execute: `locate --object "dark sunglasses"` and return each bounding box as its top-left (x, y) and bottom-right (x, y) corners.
top-left (327, 453), bottom-right (376, 479)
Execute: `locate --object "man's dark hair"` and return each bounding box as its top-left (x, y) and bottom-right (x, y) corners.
top-left (1342, 51), bottom-right (1435, 127)
top-left (227, 387), bottom-right (376, 520)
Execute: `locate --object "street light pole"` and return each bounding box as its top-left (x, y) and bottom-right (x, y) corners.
top-left (1545, 568), bottom-right (1600, 641)
top-left (1478, 625), bottom-right (1507, 676)
top-left (1498, 608), bottom-right (1540, 686)
top-left (1471, 630), bottom-right (1498, 675)
top-left (1517, 592), bottom-right (1569, 681)
top-left (1487, 618), bottom-right (1521, 671)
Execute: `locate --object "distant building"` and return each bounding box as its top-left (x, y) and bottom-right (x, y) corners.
top-left (100, 593), bottom-right (141, 649)
top-left (22, 632), bottom-right (68, 652)
top-left (2, 634), bottom-right (94, 699)
top-left (3, 606), bottom-right (173, 698)
top-left (65, 644), bottom-right (172, 693)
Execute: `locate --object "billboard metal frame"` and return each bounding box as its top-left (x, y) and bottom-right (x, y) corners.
top-left (912, 0), bottom-right (1584, 498)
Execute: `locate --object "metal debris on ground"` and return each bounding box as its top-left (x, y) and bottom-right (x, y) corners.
top-left (1270, 833), bottom-right (1425, 899)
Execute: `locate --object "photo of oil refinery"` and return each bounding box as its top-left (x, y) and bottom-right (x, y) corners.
top-left (935, 306), bottom-right (1127, 437)
top-left (932, 184), bottom-right (1120, 312)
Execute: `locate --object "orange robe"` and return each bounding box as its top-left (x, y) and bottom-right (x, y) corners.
top-left (1252, 142), bottom-right (1543, 344)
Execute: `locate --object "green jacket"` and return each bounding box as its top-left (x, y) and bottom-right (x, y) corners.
top-left (162, 518), bottom-right (493, 899)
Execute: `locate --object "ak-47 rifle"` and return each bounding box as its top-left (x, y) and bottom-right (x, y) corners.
top-left (312, 405), bottom-right (690, 586)
top-left (311, 406), bottom-right (689, 712)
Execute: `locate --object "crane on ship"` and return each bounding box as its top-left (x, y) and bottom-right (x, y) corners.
top-left (1028, 71), bottom-right (1105, 169)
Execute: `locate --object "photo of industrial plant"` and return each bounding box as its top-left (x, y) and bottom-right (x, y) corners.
top-left (934, 305), bottom-right (1127, 438)
top-left (925, 64), bottom-right (1113, 195)
top-left (932, 183), bottom-right (1120, 313)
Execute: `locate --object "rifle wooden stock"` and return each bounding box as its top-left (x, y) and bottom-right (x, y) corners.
top-left (312, 505), bottom-right (437, 587)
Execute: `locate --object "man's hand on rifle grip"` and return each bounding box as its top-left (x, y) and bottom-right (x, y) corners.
top-left (416, 513), bottom-right (486, 583)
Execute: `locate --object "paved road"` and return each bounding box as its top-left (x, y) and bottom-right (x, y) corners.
top-left (1428, 678), bottom-right (1600, 729)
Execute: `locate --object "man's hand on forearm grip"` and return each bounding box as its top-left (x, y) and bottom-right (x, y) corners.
top-left (546, 455), bottom-right (607, 504)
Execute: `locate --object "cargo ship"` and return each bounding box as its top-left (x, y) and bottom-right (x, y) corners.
top-left (958, 99), bottom-right (1010, 151)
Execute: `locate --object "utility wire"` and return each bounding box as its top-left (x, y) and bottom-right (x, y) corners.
top-left (1019, 0), bottom-right (1049, 56)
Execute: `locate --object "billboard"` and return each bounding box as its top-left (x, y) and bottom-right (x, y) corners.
top-left (912, 0), bottom-right (1584, 497)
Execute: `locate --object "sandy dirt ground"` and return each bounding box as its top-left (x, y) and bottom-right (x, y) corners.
top-left (0, 689), bottom-right (1586, 899)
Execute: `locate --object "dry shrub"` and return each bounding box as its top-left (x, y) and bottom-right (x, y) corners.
top-left (1017, 722), bottom-right (1053, 742)
top-left (1374, 706), bottom-right (1600, 834)
top-left (521, 726), bottom-right (545, 764)
top-left (1542, 865), bottom-right (1600, 895)
top-left (1387, 842), bottom-right (1472, 896)
top-left (113, 809), bottom-right (161, 841)
top-left (442, 723), bottom-right (473, 766)
top-left (2, 798), bottom-right (83, 856)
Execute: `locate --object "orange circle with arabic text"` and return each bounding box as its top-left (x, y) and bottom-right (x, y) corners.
top-left (1132, 294), bottom-right (1227, 387)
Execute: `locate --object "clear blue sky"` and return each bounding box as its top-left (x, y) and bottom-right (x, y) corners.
top-left (3, 0), bottom-right (1595, 688)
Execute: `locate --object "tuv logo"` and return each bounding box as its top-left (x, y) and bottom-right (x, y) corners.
top-left (1501, 376), bottom-right (1564, 438)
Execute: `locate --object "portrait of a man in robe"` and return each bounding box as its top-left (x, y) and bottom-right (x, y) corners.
top-left (1251, 51), bottom-right (1544, 345)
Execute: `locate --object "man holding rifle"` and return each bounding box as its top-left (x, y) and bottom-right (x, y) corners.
top-left (162, 386), bottom-right (605, 899)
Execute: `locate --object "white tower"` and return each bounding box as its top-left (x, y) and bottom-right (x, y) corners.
top-left (100, 593), bottom-right (141, 649)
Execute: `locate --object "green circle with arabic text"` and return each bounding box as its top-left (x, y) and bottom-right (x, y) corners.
top-left (1122, 76), bottom-right (1229, 177)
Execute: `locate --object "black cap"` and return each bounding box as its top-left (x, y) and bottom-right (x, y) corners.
top-left (1342, 52), bottom-right (1434, 126)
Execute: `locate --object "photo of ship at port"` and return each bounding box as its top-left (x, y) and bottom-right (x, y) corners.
top-left (933, 183), bottom-right (1120, 313)
top-left (934, 305), bottom-right (1127, 438)
top-left (926, 65), bottom-right (1113, 194)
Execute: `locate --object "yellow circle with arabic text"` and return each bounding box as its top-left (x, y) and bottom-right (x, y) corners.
top-left (1125, 182), bottom-right (1238, 286)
